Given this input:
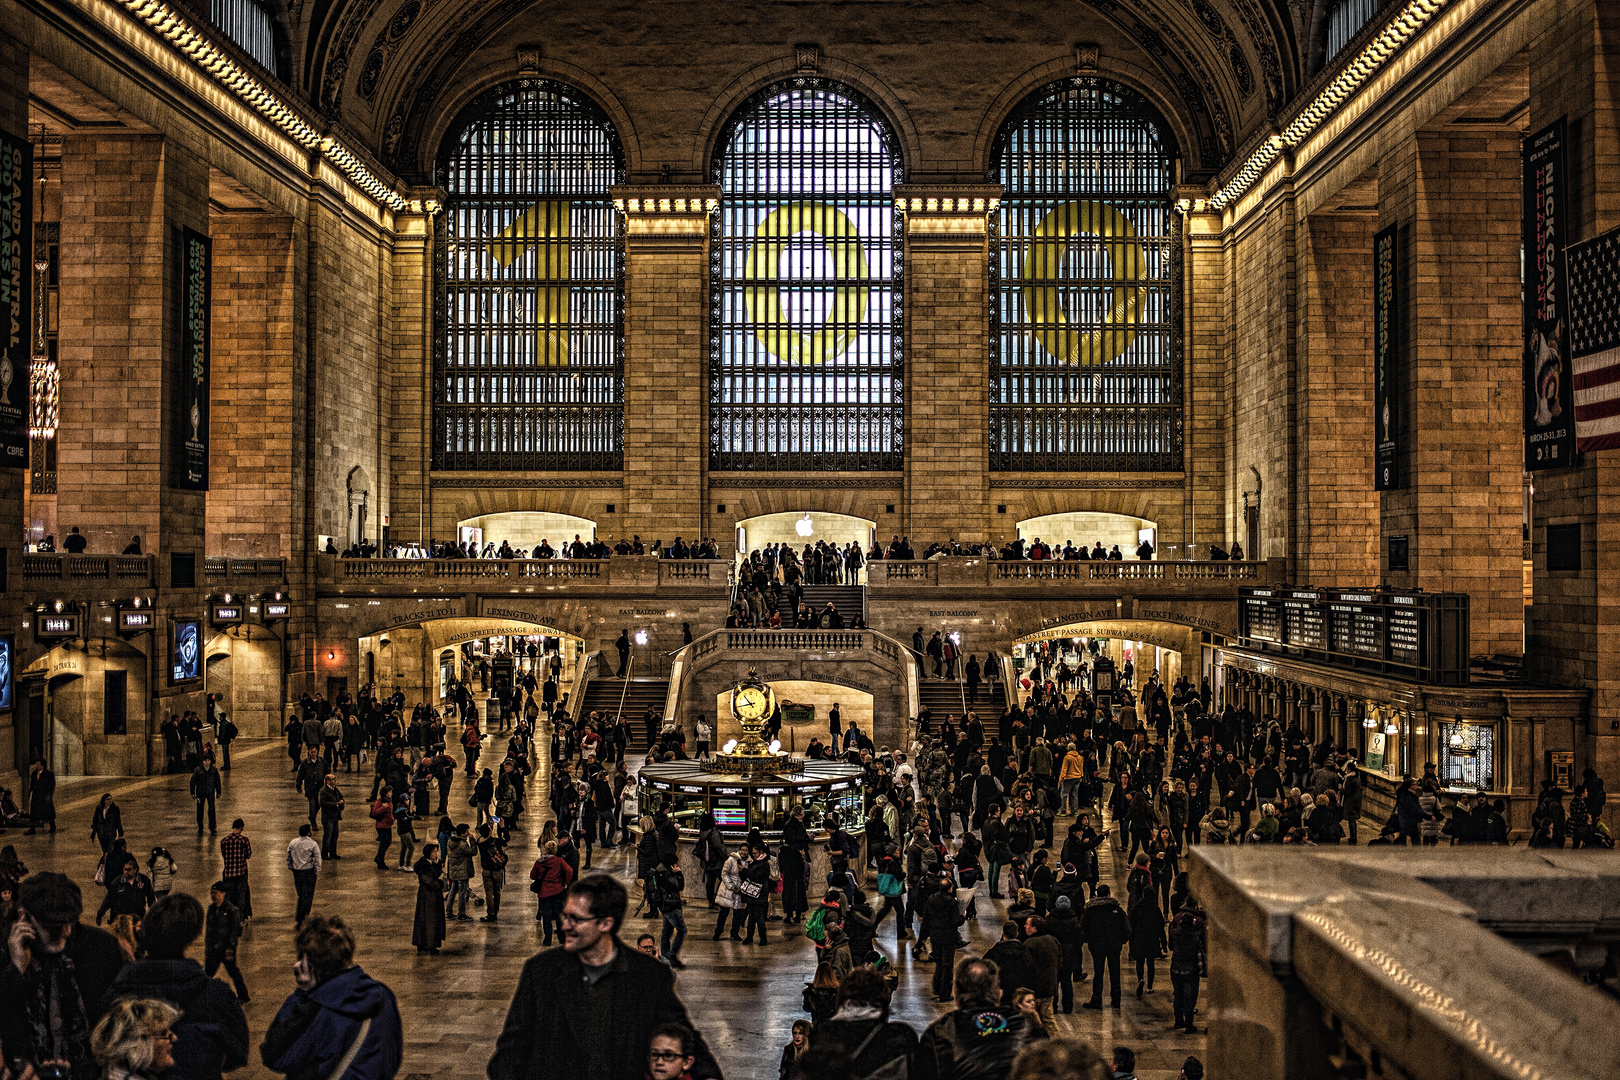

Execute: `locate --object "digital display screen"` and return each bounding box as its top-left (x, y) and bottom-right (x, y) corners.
top-left (0, 636), bottom-right (12, 711)
top-left (263, 602), bottom-right (289, 618)
top-left (172, 618), bottom-right (201, 682)
top-left (713, 804), bottom-right (748, 828)
top-left (211, 605), bottom-right (243, 625)
top-left (38, 615), bottom-right (78, 637)
top-left (119, 610), bottom-right (154, 631)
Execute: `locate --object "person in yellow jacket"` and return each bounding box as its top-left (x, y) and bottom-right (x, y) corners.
top-left (1059, 746), bottom-right (1086, 815)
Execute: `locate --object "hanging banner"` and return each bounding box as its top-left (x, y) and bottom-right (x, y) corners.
top-left (174, 226), bottom-right (210, 489)
top-left (1567, 224), bottom-right (1620, 452)
top-left (0, 131), bottom-right (32, 470)
top-left (1373, 223), bottom-right (1399, 490)
top-left (1523, 119), bottom-right (1576, 469)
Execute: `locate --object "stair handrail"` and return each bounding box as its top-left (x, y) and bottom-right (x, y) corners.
top-left (568, 650), bottom-right (598, 727)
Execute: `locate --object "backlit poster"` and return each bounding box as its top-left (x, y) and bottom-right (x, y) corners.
top-left (172, 618), bottom-right (201, 682)
top-left (0, 635), bottom-right (13, 710)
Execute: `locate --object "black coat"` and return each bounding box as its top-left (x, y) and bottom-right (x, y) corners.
top-left (103, 958), bottom-right (250, 1080)
top-left (488, 943), bottom-right (722, 1080)
top-left (0, 921), bottom-right (125, 1071)
top-left (28, 767), bottom-right (56, 820)
top-left (412, 860), bottom-right (446, 949)
top-left (1044, 907), bottom-right (1085, 974)
top-left (811, 1019), bottom-right (918, 1078)
top-left (982, 939), bottom-right (1033, 1002)
top-left (1081, 896), bottom-right (1131, 954)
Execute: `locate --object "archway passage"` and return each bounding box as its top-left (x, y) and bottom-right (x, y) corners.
top-left (202, 627), bottom-right (285, 739)
top-left (455, 511), bottom-right (597, 553)
top-left (359, 616), bottom-right (585, 722)
top-left (1016, 511), bottom-right (1156, 558)
top-left (736, 511), bottom-right (874, 556)
top-left (1012, 618), bottom-right (1195, 703)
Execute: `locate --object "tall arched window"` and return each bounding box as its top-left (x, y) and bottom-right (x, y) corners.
top-left (991, 78), bottom-right (1181, 471)
top-left (436, 81), bottom-right (624, 471)
top-left (711, 82), bottom-right (903, 471)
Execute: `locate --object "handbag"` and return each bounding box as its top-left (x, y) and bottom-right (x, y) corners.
top-left (94, 855), bottom-right (107, 886)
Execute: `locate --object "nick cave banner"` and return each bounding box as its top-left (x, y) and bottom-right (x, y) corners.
top-left (1523, 119), bottom-right (1576, 469)
top-left (0, 131), bottom-right (31, 470)
top-left (175, 226), bottom-right (211, 489)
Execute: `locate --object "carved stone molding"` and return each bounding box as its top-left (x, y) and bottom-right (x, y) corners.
top-left (1075, 43), bottom-right (1100, 71)
top-left (431, 477), bottom-right (623, 489)
top-left (516, 44), bottom-right (542, 74)
top-left (795, 44), bottom-right (822, 74)
top-left (707, 475), bottom-right (903, 489)
top-left (988, 477), bottom-right (1185, 489)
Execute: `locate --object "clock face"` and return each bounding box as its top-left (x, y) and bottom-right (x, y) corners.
top-left (735, 686), bottom-right (769, 720)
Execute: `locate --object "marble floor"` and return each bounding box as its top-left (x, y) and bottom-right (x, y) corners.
top-left (13, 741), bottom-right (1206, 1080)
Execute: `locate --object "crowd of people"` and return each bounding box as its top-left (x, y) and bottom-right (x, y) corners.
top-left (328, 534), bottom-right (729, 561)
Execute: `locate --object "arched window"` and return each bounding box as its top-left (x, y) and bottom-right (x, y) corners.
top-left (436, 81), bottom-right (625, 471)
top-left (211, 0), bottom-right (278, 74)
top-left (991, 78), bottom-right (1181, 471)
top-left (711, 82), bottom-right (903, 471)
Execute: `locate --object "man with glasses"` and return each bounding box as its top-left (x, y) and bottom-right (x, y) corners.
top-left (489, 875), bottom-right (721, 1080)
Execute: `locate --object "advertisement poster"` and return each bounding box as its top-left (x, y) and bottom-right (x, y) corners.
top-left (174, 227), bottom-right (211, 489)
top-left (0, 635), bottom-right (12, 711)
top-left (1373, 223), bottom-right (1399, 490)
top-left (0, 131), bottom-right (31, 470)
top-left (172, 618), bottom-right (201, 682)
top-left (1366, 731), bottom-right (1386, 773)
top-left (1523, 119), bottom-right (1576, 469)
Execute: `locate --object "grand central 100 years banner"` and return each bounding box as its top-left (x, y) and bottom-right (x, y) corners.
top-left (174, 225), bottom-right (211, 489)
top-left (1373, 223), bottom-right (1398, 491)
top-left (0, 130), bottom-right (31, 471)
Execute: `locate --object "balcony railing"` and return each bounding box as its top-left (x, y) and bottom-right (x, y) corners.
top-left (321, 556), bottom-right (733, 588)
top-left (871, 557), bottom-right (1276, 587)
top-left (22, 554), bottom-right (157, 586)
top-left (204, 557), bottom-right (287, 580)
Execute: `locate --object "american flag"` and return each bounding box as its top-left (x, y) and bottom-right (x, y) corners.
top-left (1569, 226), bottom-right (1620, 452)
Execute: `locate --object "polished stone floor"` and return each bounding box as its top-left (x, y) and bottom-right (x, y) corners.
top-left (14, 741), bottom-right (1206, 1080)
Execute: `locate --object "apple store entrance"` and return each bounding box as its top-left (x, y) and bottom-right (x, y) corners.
top-left (734, 511), bottom-right (876, 564)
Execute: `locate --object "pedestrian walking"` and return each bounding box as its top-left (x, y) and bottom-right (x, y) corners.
top-left (206, 881), bottom-right (251, 1002)
top-left (286, 824), bottom-right (322, 925)
top-left (478, 823), bottom-right (509, 923)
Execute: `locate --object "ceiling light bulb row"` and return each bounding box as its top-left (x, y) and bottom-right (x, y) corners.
top-left (118, 0), bottom-right (408, 212)
top-left (1208, 0), bottom-right (1449, 210)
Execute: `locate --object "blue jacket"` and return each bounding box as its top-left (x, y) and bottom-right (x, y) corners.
top-left (261, 966), bottom-right (402, 1080)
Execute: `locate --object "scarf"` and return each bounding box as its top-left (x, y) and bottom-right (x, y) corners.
top-left (25, 950), bottom-right (94, 1080)
top-left (831, 1003), bottom-right (884, 1022)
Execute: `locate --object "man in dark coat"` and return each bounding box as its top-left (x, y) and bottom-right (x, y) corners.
top-left (913, 957), bottom-right (1044, 1080)
top-left (488, 875), bottom-right (721, 1080)
top-left (0, 873), bottom-right (128, 1080)
top-left (25, 759), bottom-right (56, 834)
top-left (982, 921), bottom-right (1033, 1007)
top-left (919, 876), bottom-right (963, 1002)
top-left (1081, 884), bottom-right (1131, 1009)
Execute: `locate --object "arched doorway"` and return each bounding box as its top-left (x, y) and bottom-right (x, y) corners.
top-left (360, 616), bottom-right (585, 722)
top-left (455, 511), bottom-right (597, 553)
top-left (1017, 512), bottom-right (1157, 558)
top-left (202, 627), bottom-right (285, 738)
top-left (736, 511), bottom-right (875, 560)
top-left (1012, 619), bottom-right (1196, 704)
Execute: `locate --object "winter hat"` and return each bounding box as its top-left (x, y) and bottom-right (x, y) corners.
top-left (1054, 895), bottom-right (1072, 911)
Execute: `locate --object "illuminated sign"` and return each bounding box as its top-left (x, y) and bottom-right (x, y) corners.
top-left (263, 602), bottom-right (290, 619)
top-left (0, 636), bottom-right (12, 711)
top-left (37, 614), bottom-right (79, 638)
top-left (211, 604), bottom-right (244, 626)
top-left (119, 610), bottom-right (155, 632)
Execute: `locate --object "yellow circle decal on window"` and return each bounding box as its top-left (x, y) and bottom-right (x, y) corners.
top-left (1020, 201), bottom-right (1147, 365)
top-left (744, 202), bottom-right (870, 364)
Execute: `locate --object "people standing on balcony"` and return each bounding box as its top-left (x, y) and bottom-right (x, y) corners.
top-left (121, 535), bottom-right (143, 555)
top-left (64, 525), bottom-right (88, 553)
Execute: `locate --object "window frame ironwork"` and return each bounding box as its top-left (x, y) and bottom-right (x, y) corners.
top-left (433, 79), bottom-right (626, 472)
top-left (210, 0), bottom-right (279, 75)
top-left (709, 78), bottom-right (905, 472)
top-left (989, 76), bottom-right (1183, 473)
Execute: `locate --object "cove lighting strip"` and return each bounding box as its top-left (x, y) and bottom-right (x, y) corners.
top-left (1204, 0), bottom-right (1448, 210)
top-left (118, 0), bottom-right (408, 211)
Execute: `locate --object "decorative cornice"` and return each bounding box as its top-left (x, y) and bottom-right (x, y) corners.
top-left (431, 477), bottom-right (622, 489)
top-left (1207, 0), bottom-right (1449, 210)
top-left (112, 0), bottom-right (407, 210)
top-left (989, 477), bottom-right (1185, 489)
top-left (708, 475), bottom-right (903, 489)
top-left (610, 185), bottom-right (722, 214)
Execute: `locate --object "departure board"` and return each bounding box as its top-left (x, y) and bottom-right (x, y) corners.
top-left (1237, 587), bottom-right (1470, 685)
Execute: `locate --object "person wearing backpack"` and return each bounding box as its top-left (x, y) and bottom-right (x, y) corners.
top-left (740, 844), bottom-right (775, 945)
top-left (808, 967), bottom-right (918, 1080)
top-left (651, 858), bottom-right (688, 968)
top-left (873, 847), bottom-right (907, 944)
top-left (693, 813), bottom-right (728, 907)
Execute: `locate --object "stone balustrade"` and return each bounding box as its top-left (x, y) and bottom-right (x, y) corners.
top-left (21, 553), bottom-right (158, 587)
top-left (870, 556), bottom-right (1282, 588)
top-left (317, 555), bottom-right (734, 590)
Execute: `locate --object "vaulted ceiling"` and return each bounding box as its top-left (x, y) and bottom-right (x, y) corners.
top-left (256, 0), bottom-right (1331, 183)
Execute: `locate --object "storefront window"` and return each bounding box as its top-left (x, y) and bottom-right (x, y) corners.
top-left (1440, 721), bottom-right (1494, 790)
